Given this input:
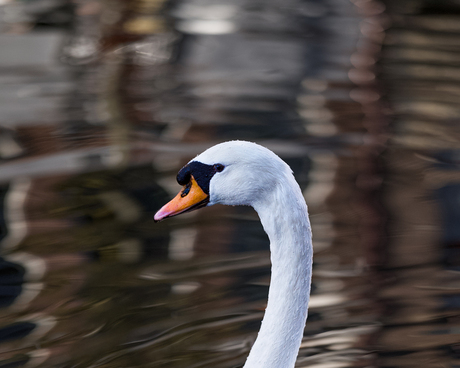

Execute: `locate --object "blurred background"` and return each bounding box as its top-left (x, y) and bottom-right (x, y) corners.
top-left (0, 0), bottom-right (459, 367)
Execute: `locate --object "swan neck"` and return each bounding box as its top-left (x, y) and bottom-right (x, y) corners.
top-left (243, 178), bottom-right (313, 368)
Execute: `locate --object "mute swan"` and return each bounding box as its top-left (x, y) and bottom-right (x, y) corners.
top-left (154, 141), bottom-right (312, 368)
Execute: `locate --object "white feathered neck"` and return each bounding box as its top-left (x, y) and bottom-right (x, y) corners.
top-left (193, 141), bottom-right (313, 368)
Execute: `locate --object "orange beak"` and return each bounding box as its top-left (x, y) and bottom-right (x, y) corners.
top-left (154, 175), bottom-right (209, 221)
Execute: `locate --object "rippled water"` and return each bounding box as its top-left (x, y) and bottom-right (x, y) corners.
top-left (0, 0), bottom-right (459, 367)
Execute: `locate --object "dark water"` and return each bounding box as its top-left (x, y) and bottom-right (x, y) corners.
top-left (0, 0), bottom-right (459, 367)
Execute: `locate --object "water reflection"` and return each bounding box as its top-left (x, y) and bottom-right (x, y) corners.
top-left (376, 2), bottom-right (460, 367)
top-left (0, 0), bottom-right (459, 367)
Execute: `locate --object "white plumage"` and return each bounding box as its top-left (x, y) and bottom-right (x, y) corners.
top-left (156, 141), bottom-right (313, 368)
top-left (194, 141), bottom-right (313, 368)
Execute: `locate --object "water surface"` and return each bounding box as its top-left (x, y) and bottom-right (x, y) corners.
top-left (0, 0), bottom-right (459, 367)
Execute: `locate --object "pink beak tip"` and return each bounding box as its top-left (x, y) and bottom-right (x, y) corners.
top-left (154, 208), bottom-right (167, 222)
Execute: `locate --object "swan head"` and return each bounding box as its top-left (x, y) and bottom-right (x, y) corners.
top-left (154, 141), bottom-right (291, 221)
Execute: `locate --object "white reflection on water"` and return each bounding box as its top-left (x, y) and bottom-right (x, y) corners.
top-left (169, 228), bottom-right (198, 261)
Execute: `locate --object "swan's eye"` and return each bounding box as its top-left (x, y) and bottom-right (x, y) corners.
top-left (214, 164), bottom-right (225, 172)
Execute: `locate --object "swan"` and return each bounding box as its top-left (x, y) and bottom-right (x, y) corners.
top-left (154, 141), bottom-right (313, 368)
